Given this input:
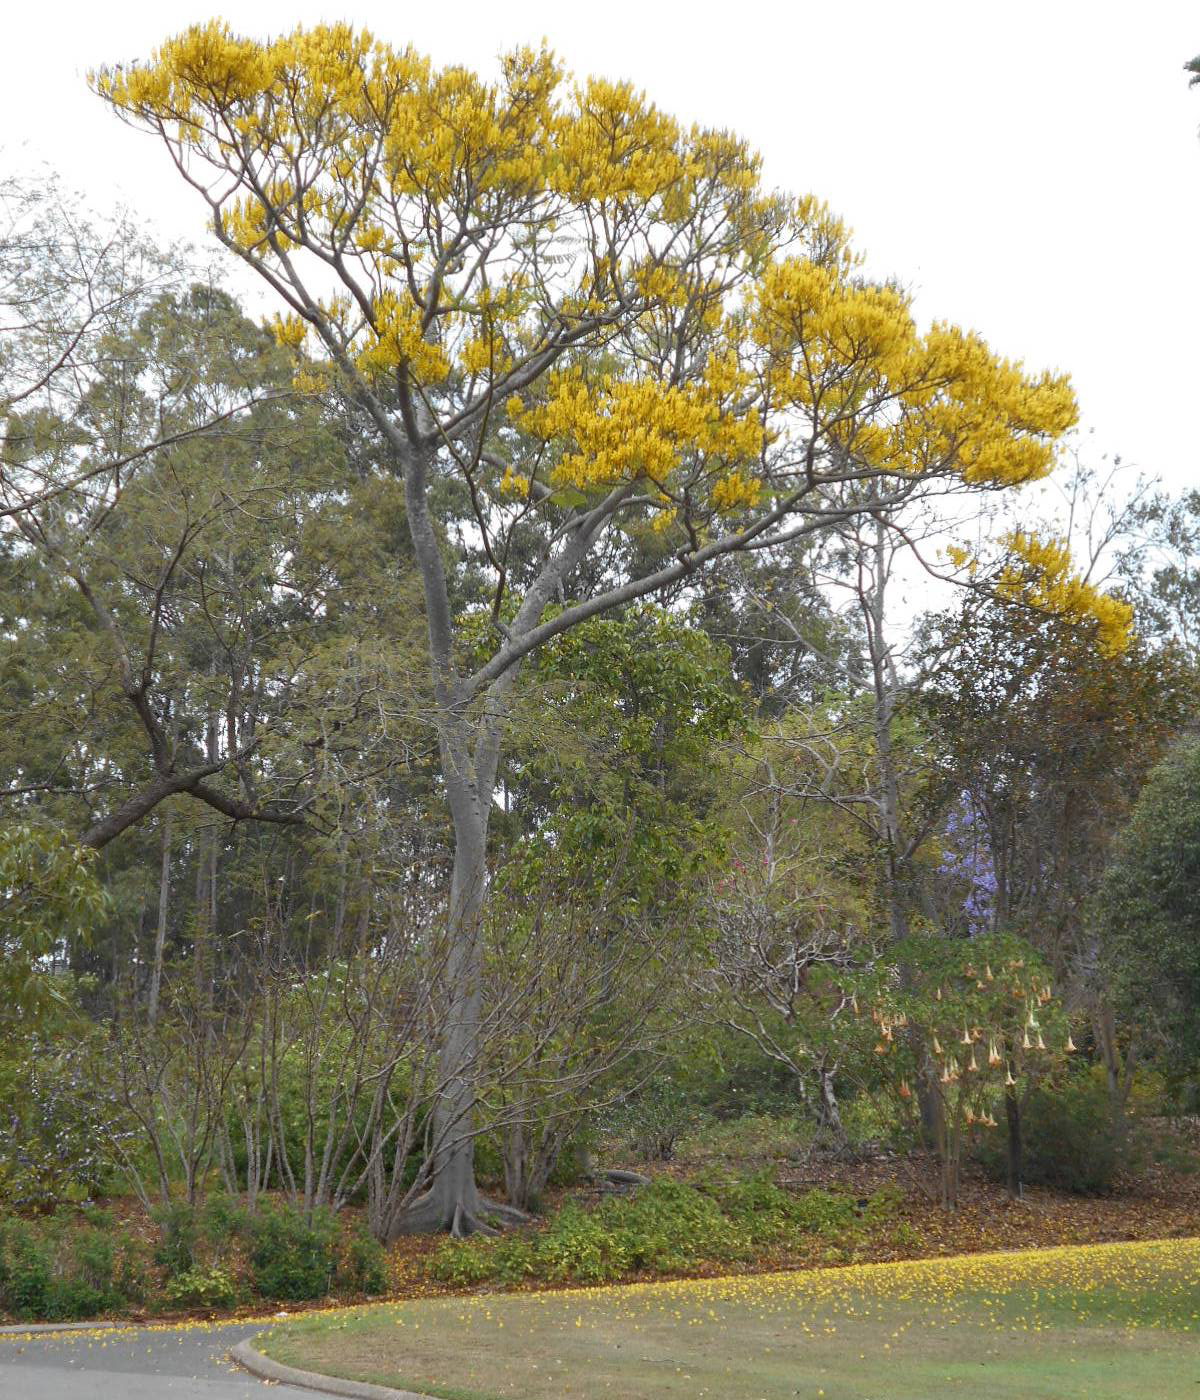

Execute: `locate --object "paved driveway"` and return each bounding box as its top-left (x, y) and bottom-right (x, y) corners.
top-left (0, 1320), bottom-right (314, 1398)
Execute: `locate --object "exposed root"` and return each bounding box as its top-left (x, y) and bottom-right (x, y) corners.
top-left (450, 1202), bottom-right (500, 1239)
top-left (477, 1197), bottom-right (531, 1227)
top-left (599, 1168), bottom-right (650, 1187)
top-left (390, 1188), bottom-right (530, 1239)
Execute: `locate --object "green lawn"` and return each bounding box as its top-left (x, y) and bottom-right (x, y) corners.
top-left (258, 1236), bottom-right (1200, 1400)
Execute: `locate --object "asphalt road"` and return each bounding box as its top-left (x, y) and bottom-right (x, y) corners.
top-left (0, 1320), bottom-right (315, 1398)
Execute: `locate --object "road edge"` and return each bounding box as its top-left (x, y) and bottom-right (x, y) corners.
top-left (0, 1319), bottom-right (134, 1335)
top-left (231, 1336), bottom-right (439, 1400)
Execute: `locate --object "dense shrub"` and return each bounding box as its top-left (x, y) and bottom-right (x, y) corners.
top-left (606, 1084), bottom-right (702, 1162)
top-left (429, 1173), bottom-right (896, 1288)
top-left (0, 1213), bottom-right (146, 1320)
top-left (246, 1206), bottom-right (337, 1301)
top-left (342, 1228), bottom-right (389, 1295)
top-left (152, 1201), bottom-right (200, 1277)
top-left (0, 1041), bottom-right (127, 1209)
top-left (975, 1076), bottom-right (1128, 1195)
top-left (163, 1265), bottom-right (238, 1309)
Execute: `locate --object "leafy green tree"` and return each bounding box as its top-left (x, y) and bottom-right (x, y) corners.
top-left (484, 609), bottom-right (743, 1211)
top-left (1095, 738), bottom-right (1200, 1068)
top-left (0, 824), bottom-right (107, 1023)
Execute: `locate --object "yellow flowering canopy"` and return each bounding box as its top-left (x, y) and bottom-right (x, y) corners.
top-left (93, 22), bottom-right (1121, 679)
top-left (998, 531), bottom-right (1133, 657)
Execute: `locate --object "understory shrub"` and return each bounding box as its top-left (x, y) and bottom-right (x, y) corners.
top-left (342, 1228), bottom-right (389, 1295)
top-left (246, 1205), bottom-right (337, 1301)
top-left (2, 1197), bottom-right (383, 1321)
top-left (162, 1264), bottom-right (238, 1309)
top-left (606, 1084), bottom-right (702, 1162)
top-left (0, 1212), bottom-right (146, 1320)
top-left (0, 1042), bottom-right (126, 1210)
top-left (975, 1076), bottom-right (1128, 1195)
top-left (428, 1173), bottom-right (898, 1288)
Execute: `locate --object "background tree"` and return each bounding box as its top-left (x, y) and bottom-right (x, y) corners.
top-left (1095, 737), bottom-right (1200, 1078)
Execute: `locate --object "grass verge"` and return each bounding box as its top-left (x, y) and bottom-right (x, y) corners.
top-left (257, 1235), bottom-right (1200, 1400)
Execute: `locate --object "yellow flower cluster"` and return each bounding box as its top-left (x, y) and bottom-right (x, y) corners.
top-left (999, 530), bottom-right (1134, 656)
top-left (509, 371), bottom-right (761, 510)
top-left (709, 469), bottom-right (763, 512)
top-left (753, 261), bottom-right (1077, 488)
top-left (356, 292), bottom-right (449, 384)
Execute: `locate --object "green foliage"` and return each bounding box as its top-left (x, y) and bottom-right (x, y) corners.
top-left (163, 1265), bottom-right (238, 1310)
top-left (976, 1075), bottom-right (1127, 1195)
top-left (342, 1229), bottom-right (389, 1296)
top-left (0, 1213), bottom-right (146, 1320)
top-left (148, 1198), bottom-right (382, 1313)
top-left (0, 1034), bottom-right (126, 1208)
top-left (505, 607), bottom-right (746, 909)
top-left (247, 1206), bottom-right (338, 1301)
top-left (1097, 738), bottom-right (1200, 1063)
top-left (607, 1083), bottom-right (702, 1162)
top-left (152, 1202), bottom-right (199, 1277)
top-left (675, 1112), bottom-right (808, 1168)
top-left (0, 826), bottom-right (108, 1025)
top-left (428, 1173), bottom-right (897, 1288)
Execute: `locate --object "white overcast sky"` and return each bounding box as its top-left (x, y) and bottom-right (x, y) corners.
top-left (3, 1), bottom-right (1198, 492)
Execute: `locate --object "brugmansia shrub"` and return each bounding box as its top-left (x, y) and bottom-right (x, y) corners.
top-left (846, 932), bottom-right (1076, 1207)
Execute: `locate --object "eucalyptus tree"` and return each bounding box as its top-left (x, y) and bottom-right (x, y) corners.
top-left (97, 21), bottom-right (1080, 1234)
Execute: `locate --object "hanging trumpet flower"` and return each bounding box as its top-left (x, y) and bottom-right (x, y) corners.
top-left (874, 1041), bottom-right (889, 1055)
top-left (985, 964), bottom-right (994, 981)
top-left (1065, 1034), bottom-right (1076, 1053)
top-left (850, 994), bottom-right (859, 1014)
top-left (967, 1050), bottom-right (979, 1072)
top-left (899, 1080), bottom-right (912, 1100)
top-left (961, 1026), bottom-right (973, 1045)
top-left (1023, 1030), bottom-right (1033, 1050)
top-left (1035, 1032), bottom-right (1046, 1051)
top-left (1005, 1068), bottom-right (1017, 1087)
top-left (940, 1065), bottom-right (952, 1084)
top-left (988, 1040), bottom-right (1002, 1068)
top-left (935, 986), bottom-right (943, 1002)
top-left (932, 1035), bottom-right (943, 1056)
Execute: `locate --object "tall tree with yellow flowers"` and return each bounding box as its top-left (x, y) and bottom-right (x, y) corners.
top-left (96, 22), bottom-right (1090, 1235)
